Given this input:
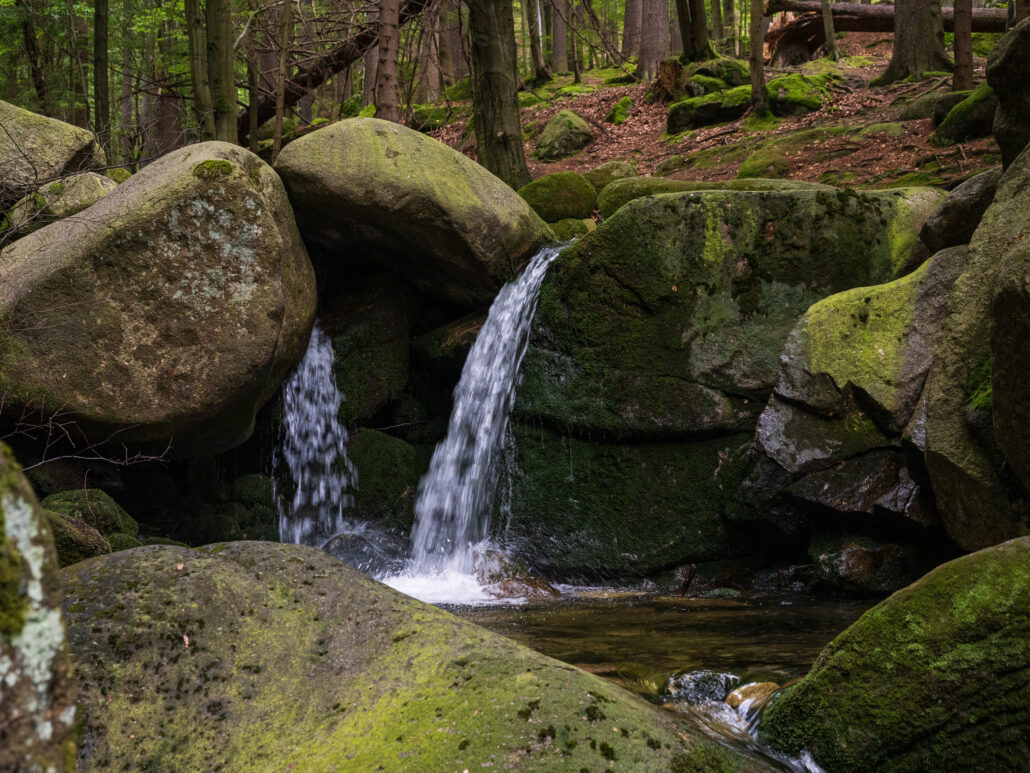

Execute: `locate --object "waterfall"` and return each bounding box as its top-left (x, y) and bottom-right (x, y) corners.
top-left (275, 324), bottom-right (358, 548)
top-left (385, 245), bottom-right (561, 601)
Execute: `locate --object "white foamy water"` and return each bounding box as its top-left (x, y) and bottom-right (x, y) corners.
top-left (383, 245), bottom-right (561, 603)
top-left (275, 324), bottom-right (358, 548)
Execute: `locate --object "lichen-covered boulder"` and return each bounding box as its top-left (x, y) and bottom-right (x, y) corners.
top-left (582, 159), bottom-right (636, 191)
top-left (42, 488), bottom-right (138, 538)
top-left (60, 541), bottom-right (757, 771)
top-left (518, 171), bottom-right (597, 222)
top-left (667, 85), bottom-right (750, 133)
top-left (45, 510), bottom-right (111, 567)
top-left (931, 82), bottom-right (998, 146)
top-left (0, 142), bottom-right (317, 458)
top-left (0, 444), bottom-right (77, 770)
top-left (2, 171), bottom-right (118, 237)
top-left (758, 536), bottom-right (1030, 771)
top-left (0, 99), bottom-right (105, 205)
top-left (275, 118), bottom-right (552, 307)
top-left (986, 18), bottom-right (1030, 167)
top-left (684, 74), bottom-right (728, 97)
top-left (925, 145), bottom-right (1030, 551)
top-left (534, 110), bottom-right (593, 161)
top-left (919, 168), bottom-right (1002, 254)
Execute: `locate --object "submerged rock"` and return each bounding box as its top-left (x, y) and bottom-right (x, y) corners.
top-left (758, 536), bottom-right (1030, 771)
top-left (60, 541), bottom-right (756, 771)
top-left (275, 118), bottom-right (552, 307)
top-left (0, 142), bottom-right (317, 458)
top-left (0, 443), bottom-right (77, 770)
top-left (986, 18), bottom-right (1030, 167)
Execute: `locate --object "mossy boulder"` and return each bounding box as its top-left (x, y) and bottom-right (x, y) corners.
top-left (549, 218), bottom-right (593, 240)
top-left (60, 541), bottom-right (753, 771)
top-left (0, 142), bottom-right (317, 458)
top-left (413, 312), bottom-right (486, 378)
top-left (931, 81), bottom-right (998, 146)
top-left (534, 109), bottom-right (593, 161)
top-left (667, 85), bottom-right (750, 133)
top-left (807, 527), bottom-right (937, 596)
top-left (919, 167), bottom-right (1002, 253)
top-left (517, 171), bottom-right (598, 222)
top-left (924, 145), bottom-right (1030, 551)
top-left (2, 171), bottom-right (118, 237)
top-left (691, 57), bottom-right (750, 86)
top-left (897, 89), bottom-right (950, 121)
top-left (987, 18), bottom-right (1030, 167)
top-left (275, 118), bottom-right (552, 308)
top-left (0, 443), bottom-right (77, 770)
top-left (737, 127), bottom-right (855, 179)
top-left (46, 509), bottom-right (111, 566)
top-left (43, 488), bottom-right (138, 538)
top-left (597, 176), bottom-right (832, 219)
top-left (347, 428), bottom-right (425, 530)
top-left (766, 73), bottom-right (832, 116)
top-left (684, 74), bottom-right (728, 97)
top-left (231, 474), bottom-right (274, 510)
top-left (758, 536), bottom-right (1030, 771)
top-left (582, 159), bottom-right (636, 191)
top-left (0, 99), bottom-right (105, 207)
top-left (605, 95), bottom-right (633, 124)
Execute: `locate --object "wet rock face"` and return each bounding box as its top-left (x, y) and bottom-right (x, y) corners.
top-left (0, 443), bottom-right (77, 772)
top-left (60, 541), bottom-right (744, 771)
top-left (759, 537), bottom-right (1030, 772)
top-left (987, 18), bottom-right (1030, 168)
top-left (275, 117), bottom-right (553, 308)
top-left (0, 142), bottom-right (317, 458)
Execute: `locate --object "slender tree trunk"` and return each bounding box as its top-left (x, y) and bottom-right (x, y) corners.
top-left (552, 0), bottom-right (568, 70)
top-left (872, 0), bottom-right (952, 85)
top-left (94, 0), bottom-right (110, 152)
top-left (821, 0), bottom-right (841, 59)
top-left (207, 0), bottom-right (238, 142)
top-left (671, 3), bottom-right (683, 53)
top-left (120, 28), bottom-right (133, 165)
top-left (674, 0), bottom-right (694, 58)
top-left (687, 0), bottom-right (715, 58)
top-left (248, 59), bottom-right (260, 151)
top-left (15, 0), bottom-right (49, 112)
top-left (750, 0), bottom-right (767, 112)
top-left (466, 0), bottom-right (531, 189)
top-left (375, 0), bottom-right (401, 120)
top-left (711, 0), bottom-right (724, 40)
top-left (362, 15), bottom-right (379, 110)
top-left (418, 4), bottom-right (442, 101)
top-left (271, 0), bottom-right (291, 162)
top-left (186, 0), bottom-right (216, 137)
top-left (952, 0), bottom-right (972, 90)
top-left (71, 14), bottom-right (90, 127)
top-left (525, 0), bottom-right (551, 82)
top-left (622, 0), bottom-right (641, 58)
top-left (723, 0), bottom-right (736, 54)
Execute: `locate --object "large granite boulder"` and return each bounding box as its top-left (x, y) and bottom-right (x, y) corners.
top-left (924, 145), bottom-right (1030, 551)
top-left (0, 443), bottom-right (77, 770)
top-left (931, 82), bottom-right (998, 146)
top-left (0, 142), bottom-right (317, 457)
top-left (986, 18), bottom-right (1030, 167)
top-left (0, 99), bottom-right (105, 206)
top-left (59, 541), bottom-right (764, 771)
top-left (759, 536), bottom-right (1030, 772)
top-left (275, 118), bottom-right (552, 308)
top-left (534, 110), bottom-right (593, 161)
top-left (517, 171), bottom-right (597, 222)
top-left (2, 171), bottom-right (118, 237)
top-left (919, 168), bottom-right (1002, 254)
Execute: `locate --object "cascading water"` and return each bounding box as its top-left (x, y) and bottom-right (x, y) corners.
top-left (275, 324), bottom-right (357, 547)
top-left (384, 245), bottom-right (562, 603)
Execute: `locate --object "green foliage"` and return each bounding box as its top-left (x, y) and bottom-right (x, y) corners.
top-left (357, 104), bottom-right (376, 118)
top-left (968, 350), bottom-right (993, 411)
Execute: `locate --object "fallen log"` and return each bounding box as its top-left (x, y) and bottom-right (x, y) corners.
top-left (764, 1), bottom-right (1009, 66)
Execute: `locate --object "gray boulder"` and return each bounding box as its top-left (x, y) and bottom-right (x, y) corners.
top-left (987, 18), bottom-right (1030, 167)
top-left (534, 109), bottom-right (593, 161)
top-left (919, 168), bottom-right (1002, 254)
top-left (3, 171), bottom-right (118, 237)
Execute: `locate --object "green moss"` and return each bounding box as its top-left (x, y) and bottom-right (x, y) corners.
top-left (410, 103), bottom-right (469, 131)
top-left (667, 85), bottom-right (750, 133)
top-left (686, 74), bottom-right (727, 95)
top-left (0, 532), bottom-right (28, 636)
top-left (108, 533), bottom-right (142, 552)
top-left (737, 127), bottom-right (853, 179)
top-left (46, 510), bottom-right (111, 567)
top-left (932, 81), bottom-right (997, 146)
top-left (583, 159), bottom-right (636, 191)
top-left (105, 167), bottom-right (132, 183)
top-left (549, 217), bottom-right (592, 240)
top-left (347, 429), bottom-right (427, 530)
top-left (534, 110), bottom-right (593, 161)
top-left (670, 739), bottom-right (746, 772)
top-left (859, 121), bottom-right (906, 137)
top-left (43, 489), bottom-right (138, 538)
top-left (357, 104), bottom-right (376, 118)
top-left (766, 73), bottom-right (835, 116)
top-left (690, 57), bottom-right (749, 86)
top-left (518, 91), bottom-right (542, 107)
top-left (192, 159), bottom-right (235, 178)
top-left (605, 95), bottom-right (633, 125)
top-left (232, 474), bottom-right (274, 509)
top-left (967, 349), bottom-right (993, 411)
top-left (518, 171), bottom-right (598, 221)
top-left (444, 77), bottom-right (471, 101)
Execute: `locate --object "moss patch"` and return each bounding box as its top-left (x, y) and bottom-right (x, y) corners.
top-left (518, 171), bottom-right (598, 222)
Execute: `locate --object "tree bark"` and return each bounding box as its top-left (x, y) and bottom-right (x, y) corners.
top-left (552, 0), bottom-right (568, 71)
top-left (711, 0), bottom-right (724, 39)
top-left (271, 0), bottom-right (291, 162)
top-left (375, 0), bottom-right (401, 120)
top-left (622, 0), bottom-right (641, 58)
top-left (871, 0), bottom-right (952, 84)
top-left (688, 0), bottom-right (716, 59)
top-left (15, 0), bottom-right (49, 113)
top-left (639, 0), bottom-right (669, 78)
top-left (523, 0), bottom-right (551, 83)
top-left (953, 0), bottom-right (972, 90)
top-left (821, 0), bottom-right (840, 59)
top-left (93, 0), bottom-right (110, 152)
top-left (248, 59), bottom-right (260, 152)
top-left (723, 0), bottom-right (736, 54)
top-left (185, 0), bottom-right (215, 138)
top-left (750, 0), bottom-right (767, 113)
top-left (207, 0), bottom-right (238, 142)
top-left (466, 0), bottom-right (531, 189)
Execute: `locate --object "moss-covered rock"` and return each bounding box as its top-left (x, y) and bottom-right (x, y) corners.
top-left (0, 99), bottom-right (105, 207)
top-left (0, 142), bottom-right (317, 457)
top-left (807, 527), bottom-right (936, 595)
top-left (534, 109), bottom-right (593, 161)
top-left (897, 89), bottom-right (950, 121)
top-left (684, 74), bottom-right (728, 97)
top-left (597, 176), bottom-right (833, 219)
top-left (107, 532), bottom-right (142, 551)
top-left (549, 217), bottom-right (592, 240)
top-left (2, 171), bottom-right (118, 237)
top-left (758, 536), bottom-right (1030, 771)
top-left (45, 509), bottom-right (111, 566)
top-left (667, 85), bottom-right (750, 133)
top-left (931, 81), bottom-right (998, 146)
top-left (231, 474), bottom-right (274, 510)
top-left (737, 127), bottom-right (855, 179)
top-left (582, 159), bottom-right (636, 192)
top-left (919, 167), bottom-right (1002, 253)
top-left (690, 57), bottom-right (749, 86)
top-left (60, 542), bottom-right (757, 771)
top-left (924, 144), bottom-right (1030, 551)
top-left (275, 118), bottom-right (552, 308)
top-left (0, 443), bottom-right (77, 770)
top-left (986, 18), bottom-right (1030, 167)
top-left (43, 488), bottom-right (138, 538)
top-left (605, 95), bottom-right (633, 124)
top-left (347, 428), bottom-right (425, 530)
top-left (413, 312), bottom-right (486, 378)
top-left (766, 73), bottom-right (833, 116)
top-left (518, 171), bottom-right (598, 222)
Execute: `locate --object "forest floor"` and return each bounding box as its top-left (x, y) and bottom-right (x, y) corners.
top-left (430, 32), bottom-right (999, 190)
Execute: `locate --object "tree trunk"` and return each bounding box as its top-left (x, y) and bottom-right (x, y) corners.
top-left (186, 0), bottom-right (216, 138)
top-left (466, 0), bottom-right (531, 189)
top-left (376, 0), bottom-right (401, 120)
top-left (723, 0), bottom-right (736, 54)
top-left (953, 0), bottom-right (972, 90)
top-left (622, 0), bottom-right (641, 58)
top-left (418, 4), bottom-right (442, 101)
top-left (674, 0), bottom-right (693, 58)
top-left (94, 0), bottom-right (110, 153)
top-left (873, 0), bottom-right (952, 84)
top-left (248, 59), bottom-right (260, 151)
top-left (120, 29), bottom-right (134, 165)
top-left (711, 0), bottom-right (724, 40)
top-left (821, 0), bottom-right (840, 59)
top-left (363, 46), bottom-right (379, 106)
top-left (687, 0), bottom-right (715, 59)
top-left (207, 0), bottom-right (237, 142)
top-left (71, 14), bottom-right (90, 127)
top-left (526, 0), bottom-right (551, 83)
top-left (639, 0), bottom-right (669, 78)
top-left (552, 0), bottom-right (568, 71)
top-left (750, 0), bottom-right (767, 113)
top-left (272, 0), bottom-right (291, 162)
top-left (15, 0), bottom-right (49, 113)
